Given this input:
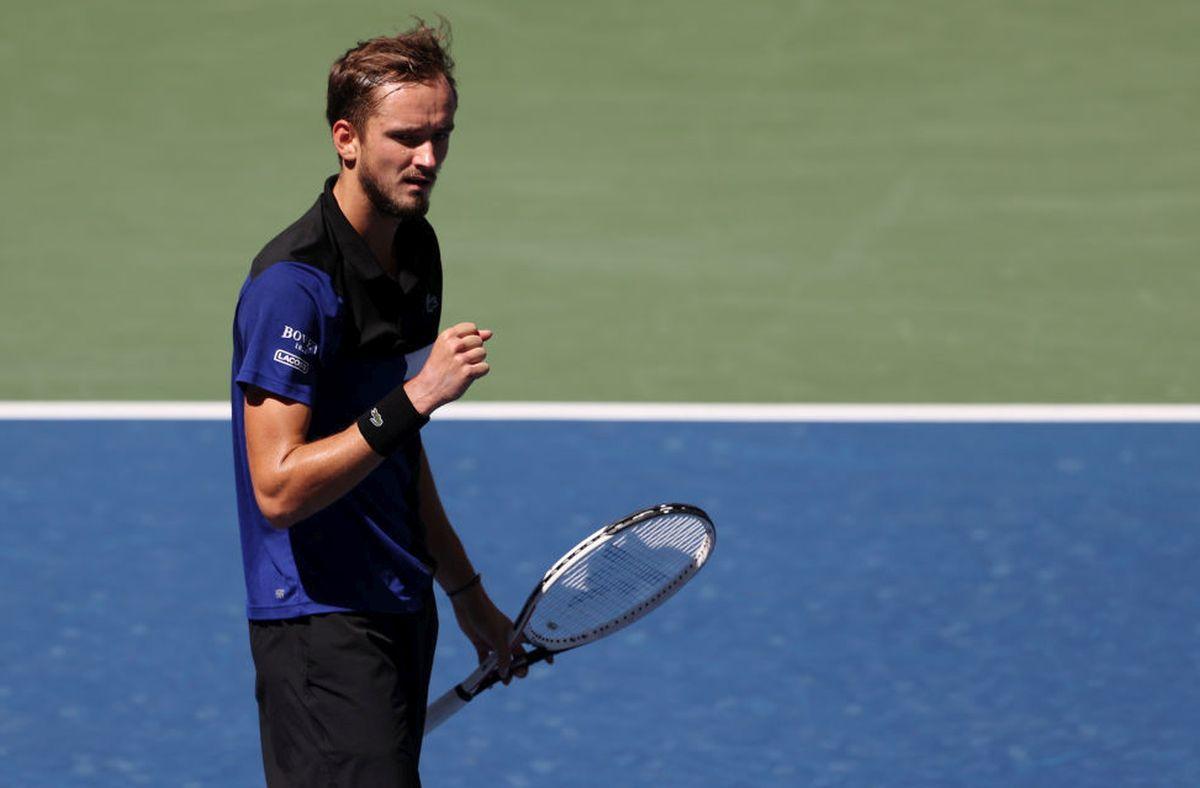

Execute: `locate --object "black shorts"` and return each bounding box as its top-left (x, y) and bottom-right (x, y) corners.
top-left (248, 604), bottom-right (438, 787)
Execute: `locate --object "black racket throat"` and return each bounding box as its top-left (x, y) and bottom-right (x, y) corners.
top-left (465, 646), bottom-right (561, 698)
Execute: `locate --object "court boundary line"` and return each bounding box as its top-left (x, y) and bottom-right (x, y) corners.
top-left (0, 401), bottom-right (1199, 422)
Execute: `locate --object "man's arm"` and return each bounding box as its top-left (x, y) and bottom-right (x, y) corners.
top-left (418, 445), bottom-right (528, 680)
top-left (243, 388), bottom-right (383, 528)
top-left (244, 322), bottom-right (491, 529)
top-left (418, 445), bottom-right (478, 594)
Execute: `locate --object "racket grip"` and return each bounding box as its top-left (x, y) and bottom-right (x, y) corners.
top-left (424, 684), bottom-right (470, 734)
top-left (424, 655), bottom-right (496, 735)
top-left (423, 649), bottom-right (554, 735)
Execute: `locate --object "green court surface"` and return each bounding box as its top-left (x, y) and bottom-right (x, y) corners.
top-left (2, 1), bottom-right (1197, 402)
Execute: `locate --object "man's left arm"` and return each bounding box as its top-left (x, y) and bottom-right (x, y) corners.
top-left (418, 445), bottom-right (528, 681)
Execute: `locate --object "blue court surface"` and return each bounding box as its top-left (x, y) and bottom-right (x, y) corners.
top-left (1, 420), bottom-right (1197, 787)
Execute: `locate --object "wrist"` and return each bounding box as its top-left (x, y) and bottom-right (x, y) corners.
top-left (446, 572), bottom-right (482, 600)
top-left (403, 377), bottom-right (438, 417)
top-left (356, 383), bottom-right (429, 456)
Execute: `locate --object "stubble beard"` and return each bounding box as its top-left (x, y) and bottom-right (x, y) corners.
top-left (359, 159), bottom-right (430, 220)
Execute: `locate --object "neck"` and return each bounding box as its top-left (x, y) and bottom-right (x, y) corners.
top-left (332, 171), bottom-right (399, 276)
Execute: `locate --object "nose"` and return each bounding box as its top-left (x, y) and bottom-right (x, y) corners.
top-left (413, 140), bottom-right (437, 170)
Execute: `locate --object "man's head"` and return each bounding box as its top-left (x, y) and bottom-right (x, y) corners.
top-left (327, 21), bottom-right (457, 219)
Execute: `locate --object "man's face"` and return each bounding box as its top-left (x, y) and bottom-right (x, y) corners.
top-left (356, 76), bottom-right (456, 219)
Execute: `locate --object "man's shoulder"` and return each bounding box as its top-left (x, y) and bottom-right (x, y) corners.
top-left (250, 197), bottom-right (337, 281)
top-left (242, 260), bottom-right (336, 303)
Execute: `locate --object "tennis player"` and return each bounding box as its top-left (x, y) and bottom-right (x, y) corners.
top-left (229, 21), bottom-right (523, 786)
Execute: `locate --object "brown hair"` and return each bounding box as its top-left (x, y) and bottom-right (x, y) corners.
top-left (326, 19), bottom-right (457, 131)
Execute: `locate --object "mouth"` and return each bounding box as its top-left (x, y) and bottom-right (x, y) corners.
top-left (403, 175), bottom-right (435, 190)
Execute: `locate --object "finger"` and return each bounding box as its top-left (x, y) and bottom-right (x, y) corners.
top-left (467, 362), bottom-right (490, 379)
top-left (451, 322), bottom-right (479, 337)
top-left (457, 334), bottom-right (484, 350)
top-left (461, 347), bottom-right (487, 365)
top-left (508, 641), bottom-right (529, 679)
top-left (478, 329), bottom-right (493, 342)
top-left (512, 633), bottom-right (552, 666)
top-left (496, 646), bottom-right (512, 683)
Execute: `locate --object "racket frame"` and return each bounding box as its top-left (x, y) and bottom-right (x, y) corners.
top-left (424, 502), bottom-right (715, 733)
top-left (514, 502), bottom-right (715, 651)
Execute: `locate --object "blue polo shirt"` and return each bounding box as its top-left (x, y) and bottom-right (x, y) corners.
top-left (230, 177), bottom-right (443, 620)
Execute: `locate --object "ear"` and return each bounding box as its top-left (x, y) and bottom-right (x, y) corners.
top-left (331, 119), bottom-right (360, 165)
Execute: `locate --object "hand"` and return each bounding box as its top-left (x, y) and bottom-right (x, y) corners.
top-left (450, 583), bottom-right (534, 684)
top-left (405, 323), bottom-right (492, 415)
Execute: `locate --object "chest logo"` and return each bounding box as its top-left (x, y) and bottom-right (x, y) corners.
top-left (425, 294), bottom-right (439, 314)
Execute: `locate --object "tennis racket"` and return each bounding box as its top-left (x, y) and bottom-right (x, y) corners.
top-left (424, 502), bottom-right (716, 734)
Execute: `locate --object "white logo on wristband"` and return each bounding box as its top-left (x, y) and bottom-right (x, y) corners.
top-left (369, 408), bottom-right (384, 427)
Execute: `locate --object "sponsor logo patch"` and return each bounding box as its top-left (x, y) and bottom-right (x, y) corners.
top-left (273, 349), bottom-right (310, 374)
top-left (425, 294), bottom-right (439, 314)
top-left (281, 325), bottom-right (318, 355)
top-left (369, 408), bottom-right (384, 427)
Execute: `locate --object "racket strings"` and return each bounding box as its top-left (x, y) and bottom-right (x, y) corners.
top-left (527, 513), bottom-right (713, 646)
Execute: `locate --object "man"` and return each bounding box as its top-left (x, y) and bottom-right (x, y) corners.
top-left (230, 22), bottom-right (522, 786)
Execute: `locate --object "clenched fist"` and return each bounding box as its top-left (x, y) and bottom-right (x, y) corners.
top-left (404, 323), bottom-right (493, 415)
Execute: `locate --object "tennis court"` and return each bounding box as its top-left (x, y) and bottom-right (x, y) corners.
top-left (2, 417), bottom-right (1196, 786)
top-left (2, 1), bottom-right (1197, 784)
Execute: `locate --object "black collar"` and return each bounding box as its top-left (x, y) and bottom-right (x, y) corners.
top-left (319, 175), bottom-right (389, 283)
top-left (320, 175), bottom-right (425, 293)
top-left (250, 175), bottom-right (443, 357)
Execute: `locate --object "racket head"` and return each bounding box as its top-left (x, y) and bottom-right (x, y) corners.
top-left (515, 503), bottom-right (715, 652)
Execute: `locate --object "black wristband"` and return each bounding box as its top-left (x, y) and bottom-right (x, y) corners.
top-left (447, 573), bottom-right (481, 598)
top-left (357, 384), bottom-right (429, 456)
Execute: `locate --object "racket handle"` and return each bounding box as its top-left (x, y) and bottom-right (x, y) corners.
top-left (424, 655), bottom-right (496, 735)
top-left (424, 684), bottom-right (469, 734)
top-left (423, 648), bottom-right (556, 735)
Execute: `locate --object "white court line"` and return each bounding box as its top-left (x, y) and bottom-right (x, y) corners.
top-left (0, 401), bottom-right (1199, 422)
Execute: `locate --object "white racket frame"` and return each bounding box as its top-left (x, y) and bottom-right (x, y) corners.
top-left (424, 503), bottom-right (715, 734)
